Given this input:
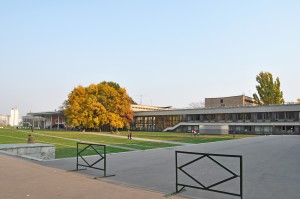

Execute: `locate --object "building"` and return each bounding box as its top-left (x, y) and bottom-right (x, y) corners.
top-left (131, 104), bottom-right (174, 112)
top-left (205, 95), bottom-right (256, 108)
top-left (132, 104), bottom-right (300, 135)
top-left (23, 100), bottom-right (300, 135)
top-left (0, 115), bottom-right (9, 126)
top-left (9, 107), bottom-right (20, 126)
top-left (22, 111), bottom-right (66, 129)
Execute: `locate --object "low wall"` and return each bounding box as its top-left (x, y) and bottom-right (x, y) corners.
top-left (199, 125), bottom-right (229, 134)
top-left (0, 143), bottom-right (55, 160)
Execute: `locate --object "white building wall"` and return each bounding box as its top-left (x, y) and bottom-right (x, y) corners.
top-left (9, 108), bottom-right (20, 126)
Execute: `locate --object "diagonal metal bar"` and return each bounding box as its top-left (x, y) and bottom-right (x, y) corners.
top-left (79, 154), bottom-right (91, 167)
top-left (206, 155), bottom-right (238, 177)
top-left (179, 155), bottom-right (206, 169)
top-left (90, 145), bottom-right (104, 158)
top-left (179, 167), bottom-right (206, 188)
top-left (208, 187), bottom-right (241, 197)
top-left (177, 185), bottom-right (186, 193)
top-left (90, 157), bottom-right (104, 167)
top-left (206, 175), bottom-right (238, 189)
top-left (177, 184), bottom-right (241, 197)
top-left (78, 144), bottom-right (90, 155)
top-left (77, 164), bottom-right (105, 171)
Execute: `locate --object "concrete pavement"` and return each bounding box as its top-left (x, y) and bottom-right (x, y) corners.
top-left (0, 153), bottom-right (182, 199)
top-left (40, 135), bottom-right (300, 199)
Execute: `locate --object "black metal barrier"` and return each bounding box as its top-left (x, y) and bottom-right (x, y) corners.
top-left (76, 142), bottom-right (114, 177)
top-left (175, 151), bottom-right (243, 198)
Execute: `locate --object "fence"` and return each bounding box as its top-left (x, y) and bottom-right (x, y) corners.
top-left (175, 151), bottom-right (243, 198)
top-left (76, 142), bottom-right (113, 177)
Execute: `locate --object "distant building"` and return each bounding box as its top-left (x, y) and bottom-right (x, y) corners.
top-left (9, 107), bottom-right (20, 126)
top-left (25, 97), bottom-right (300, 135)
top-left (22, 111), bottom-right (66, 129)
top-left (132, 103), bottom-right (300, 135)
top-left (205, 95), bottom-right (256, 108)
top-left (0, 115), bottom-right (9, 126)
top-left (131, 104), bottom-right (175, 112)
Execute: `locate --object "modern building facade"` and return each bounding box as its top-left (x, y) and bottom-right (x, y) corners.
top-left (22, 111), bottom-right (66, 129)
top-left (132, 104), bottom-right (300, 135)
top-left (22, 100), bottom-right (300, 135)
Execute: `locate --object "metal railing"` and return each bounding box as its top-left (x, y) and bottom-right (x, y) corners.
top-left (175, 151), bottom-right (243, 198)
top-left (76, 142), bottom-right (113, 177)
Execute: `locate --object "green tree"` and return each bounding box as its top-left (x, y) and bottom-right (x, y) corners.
top-left (253, 71), bottom-right (284, 105)
top-left (64, 82), bottom-right (133, 131)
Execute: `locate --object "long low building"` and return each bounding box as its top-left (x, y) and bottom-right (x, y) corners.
top-left (22, 111), bottom-right (65, 129)
top-left (131, 104), bottom-right (300, 135)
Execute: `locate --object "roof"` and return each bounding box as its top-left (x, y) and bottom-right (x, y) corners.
top-left (134, 103), bottom-right (300, 116)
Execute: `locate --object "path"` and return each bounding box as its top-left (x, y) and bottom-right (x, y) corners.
top-left (87, 131), bottom-right (193, 145)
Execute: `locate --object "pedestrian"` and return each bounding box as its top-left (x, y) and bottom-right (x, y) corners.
top-left (129, 132), bottom-right (132, 140)
top-left (192, 129), bottom-right (195, 136)
top-left (128, 134), bottom-right (130, 139)
top-left (28, 134), bottom-right (35, 144)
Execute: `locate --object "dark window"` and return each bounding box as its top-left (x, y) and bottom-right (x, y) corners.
top-left (220, 99), bottom-right (224, 103)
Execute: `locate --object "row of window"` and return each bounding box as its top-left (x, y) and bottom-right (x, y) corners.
top-left (134, 112), bottom-right (300, 125)
top-left (132, 124), bottom-right (300, 134)
top-left (187, 112), bottom-right (300, 122)
top-left (132, 112), bottom-right (300, 132)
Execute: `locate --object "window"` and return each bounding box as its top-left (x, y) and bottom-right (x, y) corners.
top-left (220, 99), bottom-right (224, 103)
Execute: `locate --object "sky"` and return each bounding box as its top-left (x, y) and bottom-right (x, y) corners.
top-left (1, 0), bottom-right (300, 116)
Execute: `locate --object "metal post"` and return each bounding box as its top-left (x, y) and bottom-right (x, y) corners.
top-left (175, 151), bottom-right (178, 192)
top-left (76, 142), bottom-right (79, 170)
top-left (104, 145), bottom-right (106, 177)
top-left (240, 156), bottom-right (243, 199)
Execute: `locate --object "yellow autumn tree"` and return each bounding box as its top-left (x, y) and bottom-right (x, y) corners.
top-left (64, 82), bottom-right (134, 131)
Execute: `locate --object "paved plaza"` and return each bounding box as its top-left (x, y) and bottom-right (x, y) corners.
top-left (38, 135), bottom-right (300, 199)
top-left (1, 135), bottom-right (299, 199)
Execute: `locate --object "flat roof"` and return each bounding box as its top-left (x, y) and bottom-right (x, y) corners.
top-left (134, 103), bottom-right (300, 116)
top-left (27, 111), bottom-right (64, 116)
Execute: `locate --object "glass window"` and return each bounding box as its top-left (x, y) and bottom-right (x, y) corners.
top-left (244, 113), bottom-right (251, 120)
top-left (225, 114), bottom-right (232, 121)
top-left (286, 112), bottom-right (297, 120)
top-left (257, 113), bottom-right (263, 120)
top-left (278, 112), bottom-right (285, 120)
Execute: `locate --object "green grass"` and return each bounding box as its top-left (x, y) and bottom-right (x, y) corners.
top-left (100, 131), bottom-right (253, 144)
top-left (0, 129), bottom-right (179, 158)
top-left (0, 128), bottom-right (253, 159)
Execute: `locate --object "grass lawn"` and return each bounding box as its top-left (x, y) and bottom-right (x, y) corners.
top-left (0, 128), bottom-right (253, 158)
top-left (0, 128), bottom-right (179, 158)
top-left (100, 131), bottom-right (253, 144)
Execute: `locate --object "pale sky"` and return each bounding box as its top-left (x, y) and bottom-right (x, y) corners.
top-left (1, 0), bottom-right (300, 116)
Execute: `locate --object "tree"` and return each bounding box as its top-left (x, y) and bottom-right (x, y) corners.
top-left (64, 82), bottom-right (134, 131)
top-left (253, 71), bottom-right (284, 105)
top-left (297, 99), bottom-right (300, 103)
top-left (189, 101), bottom-right (205, 109)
